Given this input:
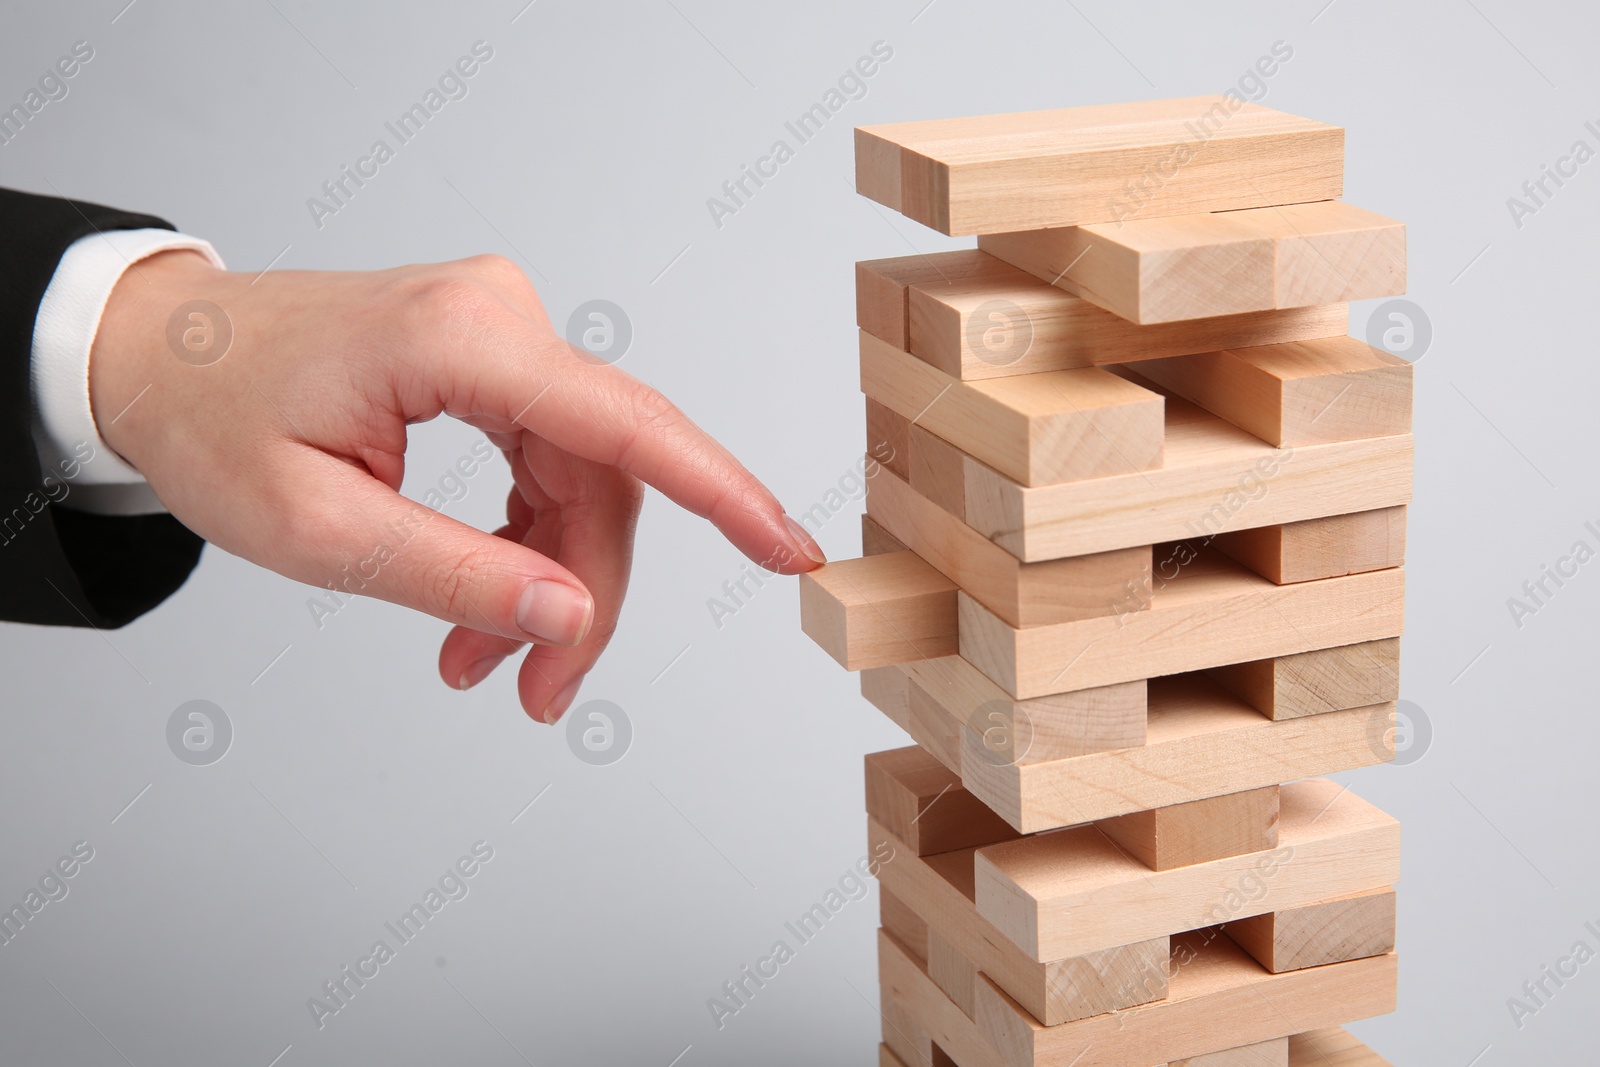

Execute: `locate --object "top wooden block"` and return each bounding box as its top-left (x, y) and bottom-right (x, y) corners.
top-left (855, 97), bottom-right (1344, 235)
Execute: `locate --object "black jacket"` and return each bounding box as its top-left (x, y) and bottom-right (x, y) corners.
top-left (0, 187), bottom-right (203, 627)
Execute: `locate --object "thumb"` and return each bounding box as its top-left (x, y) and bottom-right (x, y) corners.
top-left (305, 458), bottom-right (593, 645)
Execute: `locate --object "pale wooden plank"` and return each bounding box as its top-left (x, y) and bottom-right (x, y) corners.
top-left (855, 97), bottom-right (1343, 236)
top-left (1206, 638), bottom-right (1401, 720)
top-left (1209, 507), bottom-right (1406, 584)
top-left (862, 331), bottom-right (1165, 487)
top-left (973, 778), bottom-right (1401, 962)
top-left (1129, 337), bottom-right (1411, 447)
top-left (865, 746), bottom-right (1020, 857)
top-left (1225, 888), bottom-right (1397, 973)
top-left (979, 201), bottom-right (1404, 324)
top-left (963, 397), bottom-right (1413, 563)
top-left (1098, 786), bottom-right (1280, 872)
top-left (902, 250), bottom-right (1348, 381)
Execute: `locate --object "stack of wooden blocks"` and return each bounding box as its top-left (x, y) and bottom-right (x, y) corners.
top-left (799, 97), bottom-right (1411, 1066)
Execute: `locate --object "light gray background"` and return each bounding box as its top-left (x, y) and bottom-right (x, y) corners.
top-left (2, 1), bottom-right (1596, 1064)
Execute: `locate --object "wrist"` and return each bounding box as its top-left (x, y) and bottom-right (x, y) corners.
top-left (89, 249), bottom-right (232, 468)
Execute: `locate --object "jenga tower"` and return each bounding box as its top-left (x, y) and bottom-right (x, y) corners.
top-left (799, 97), bottom-right (1411, 1066)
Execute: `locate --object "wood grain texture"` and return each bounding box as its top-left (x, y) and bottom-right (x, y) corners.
top-left (880, 926), bottom-right (1396, 1067)
top-left (871, 817), bottom-right (1169, 1027)
top-left (1287, 1028), bottom-right (1393, 1066)
top-left (1207, 638), bottom-right (1401, 720)
top-left (863, 513), bottom-right (909, 556)
top-left (855, 96), bottom-right (1344, 236)
top-left (979, 201), bottom-right (1404, 324)
top-left (859, 249), bottom-right (1018, 348)
top-left (958, 548), bottom-right (1405, 699)
top-left (1129, 337), bottom-right (1412, 447)
top-left (900, 250), bottom-right (1348, 380)
top-left (864, 674), bottom-right (1393, 835)
top-left (1098, 786), bottom-right (1280, 872)
top-left (1168, 1038), bottom-right (1288, 1067)
top-left (964, 396), bottom-right (1413, 563)
top-left (862, 331), bottom-right (1165, 486)
top-left (866, 746), bottom-right (1021, 857)
top-left (866, 396), bottom-right (912, 482)
top-left (1210, 507), bottom-right (1407, 584)
top-left (902, 656), bottom-right (1147, 763)
top-left (974, 778), bottom-right (1401, 961)
top-left (927, 926), bottom-right (980, 1016)
top-left (868, 465), bottom-right (1153, 629)
top-left (1225, 888), bottom-right (1397, 973)
top-left (799, 551), bottom-right (958, 670)
top-left (880, 884), bottom-right (929, 964)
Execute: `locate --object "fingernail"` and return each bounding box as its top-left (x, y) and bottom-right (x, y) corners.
top-left (516, 580), bottom-right (592, 645)
top-left (543, 677), bottom-right (583, 725)
top-left (783, 513), bottom-right (827, 566)
top-left (458, 655), bottom-right (505, 691)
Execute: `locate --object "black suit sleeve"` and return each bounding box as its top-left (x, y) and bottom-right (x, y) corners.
top-left (0, 186), bottom-right (204, 628)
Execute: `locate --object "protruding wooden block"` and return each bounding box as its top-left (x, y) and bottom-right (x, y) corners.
top-left (1130, 336), bottom-right (1412, 448)
top-left (864, 674), bottom-right (1392, 835)
top-left (881, 927), bottom-right (1396, 1067)
top-left (973, 779), bottom-right (1401, 962)
top-left (799, 552), bottom-right (958, 670)
top-left (855, 97), bottom-right (1344, 236)
top-left (866, 746), bottom-right (1020, 857)
top-left (1210, 507), bottom-right (1407, 584)
top-left (958, 548), bottom-right (1405, 700)
top-left (858, 250), bottom-right (1020, 348)
top-left (1225, 888), bottom-right (1397, 973)
top-left (1208, 638), bottom-right (1401, 720)
top-left (902, 250), bottom-right (1349, 381)
top-left (979, 201), bottom-right (1404, 324)
top-left (871, 816), bottom-right (1169, 1027)
top-left (861, 331), bottom-right (1165, 487)
top-left (869, 465), bottom-right (1153, 629)
top-left (1098, 787), bottom-right (1280, 872)
top-left (1167, 1038), bottom-right (1289, 1067)
top-left (965, 396), bottom-right (1414, 564)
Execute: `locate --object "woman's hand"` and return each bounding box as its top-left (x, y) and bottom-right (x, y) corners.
top-left (89, 251), bottom-right (825, 722)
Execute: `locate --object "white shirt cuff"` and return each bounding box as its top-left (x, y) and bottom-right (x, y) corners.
top-left (30, 228), bottom-right (225, 516)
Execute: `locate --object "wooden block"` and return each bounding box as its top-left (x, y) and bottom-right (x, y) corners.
top-left (979, 201), bottom-right (1404, 324)
top-left (855, 97), bottom-right (1344, 236)
top-left (866, 746), bottom-right (1021, 857)
top-left (908, 419), bottom-right (971, 521)
top-left (903, 656), bottom-right (1147, 763)
top-left (863, 513), bottom-right (908, 556)
top-left (1169, 1038), bottom-right (1288, 1067)
top-left (964, 396), bottom-right (1413, 563)
top-left (863, 665), bottom-right (913, 732)
top-left (928, 927), bottom-right (980, 1017)
top-left (867, 396), bottom-right (912, 481)
top-left (1098, 787), bottom-right (1279, 872)
top-left (882, 993), bottom-right (936, 1067)
top-left (1210, 507), bottom-right (1407, 584)
top-left (869, 466), bottom-right (1153, 629)
top-left (904, 250), bottom-right (1349, 381)
top-left (954, 678), bottom-right (1392, 833)
top-left (880, 885), bottom-right (929, 964)
top-left (1225, 888), bottom-right (1397, 973)
top-left (861, 331), bottom-right (1165, 487)
top-left (1129, 337), bottom-right (1411, 447)
top-left (974, 778), bottom-right (1400, 963)
top-left (859, 250), bottom-right (1020, 348)
top-left (881, 926), bottom-right (1396, 1067)
top-left (958, 548), bottom-right (1404, 699)
top-left (879, 1043), bottom-right (908, 1067)
top-left (871, 818), bottom-right (1169, 1027)
top-left (799, 552), bottom-right (958, 670)
top-left (1288, 1028), bottom-right (1392, 1066)
top-left (1207, 638), bottom-right (1401, 720)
